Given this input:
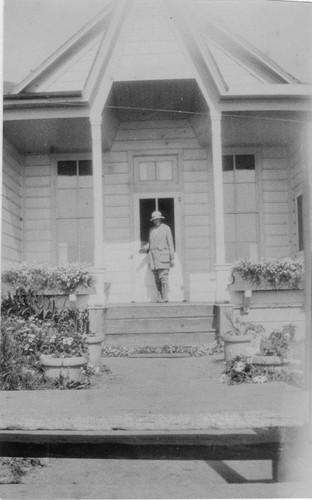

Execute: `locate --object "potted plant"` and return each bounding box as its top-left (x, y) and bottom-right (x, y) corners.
top-left (38, 312), bottom-right (89, 381)
top-left (39, 329), bottom-right (88, 381)
top-left (222, 312), bottom-right (265, 362)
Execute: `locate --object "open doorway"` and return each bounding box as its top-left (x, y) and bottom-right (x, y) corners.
top-left (134, 194), bottom-right (184, 302)
top-left (139, 197), bottom-right (175, 248)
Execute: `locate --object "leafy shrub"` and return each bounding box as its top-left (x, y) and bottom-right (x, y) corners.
top-left (1, 289), bottom-right (56, 320)
top-left (0, 318), bottom-right (45, 390)
top-left (232, 257), bottom-right (304, 288)
top-left (2, 263), bottom-right (95, 294)
top-left (0, 310), bottom-right (89, 389)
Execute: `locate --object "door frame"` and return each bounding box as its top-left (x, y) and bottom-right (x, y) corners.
top-left (132, 192), bottom-right (184, 302)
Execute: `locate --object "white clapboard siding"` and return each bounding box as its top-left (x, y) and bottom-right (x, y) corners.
top-left (23, 158), bottom-right (53, 264)
top-left (183, 145), bottom-right (211, 285)
top-left (2, 144), bottom-right (23, 265)
top-left (261, 149), bottom-right (291, 258)
top-left (103, 119), bottom-right (212, 302)
top-left (103, 149), bottom-right (132, 301)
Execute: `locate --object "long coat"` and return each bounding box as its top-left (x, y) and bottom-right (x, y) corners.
top-left (142, 223), bottom-right (175, 270)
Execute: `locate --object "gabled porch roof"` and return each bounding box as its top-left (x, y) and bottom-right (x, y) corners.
top-left (3, 0), bottom-right (312, 155)
top-left (4, 0), bottom-right (312, 110)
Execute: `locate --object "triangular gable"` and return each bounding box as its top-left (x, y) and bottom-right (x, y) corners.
top-left (11, 2), bottom-right (114, 95)
top-left (10, 0), bottom-right (304, 106)
top-left (187, 2), bottom-right (301, 86)
top-left (28, 34), bottom-right (103, 93)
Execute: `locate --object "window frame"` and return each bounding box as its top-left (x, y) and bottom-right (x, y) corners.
top-left (52, 154), bottom-right (94, 265)
top-left (222, 149), bottom-right (261, 262)
top-left (130, 151), bottom-right (183, 193)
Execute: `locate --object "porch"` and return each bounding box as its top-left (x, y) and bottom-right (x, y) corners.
top-left (3, 79), bottom-right (306, 307)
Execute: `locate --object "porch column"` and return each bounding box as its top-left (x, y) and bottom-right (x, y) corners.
top-left (211, 113), bottom-right (231, 302)
top-left (90, 118), bottom-right (106, 305)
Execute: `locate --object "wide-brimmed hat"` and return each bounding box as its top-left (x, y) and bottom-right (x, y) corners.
top-left (150, 210), bottom-right (165, 221)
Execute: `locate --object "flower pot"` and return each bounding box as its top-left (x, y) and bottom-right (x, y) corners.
top-left (86, 335), bottom-right (105, 367)
top-left (223, 334), bottom-right (253, 362)
top-left (40, 354), bottom-right (88, 381)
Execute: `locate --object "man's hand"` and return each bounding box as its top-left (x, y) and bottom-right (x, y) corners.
top-left (170, 260), bottom-right (174, 268)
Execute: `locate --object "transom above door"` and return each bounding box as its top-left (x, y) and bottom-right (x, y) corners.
top-left (133, 154), bottom-right (179, 189)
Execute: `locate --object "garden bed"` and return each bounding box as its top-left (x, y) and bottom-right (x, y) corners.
top-left (101, 343), bottom-right (223, 358)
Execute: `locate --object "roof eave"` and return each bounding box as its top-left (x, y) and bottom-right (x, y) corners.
top-left (3, 92), bottom-right (89, 113)
top-left (220, 85), bottom-right (312, 99)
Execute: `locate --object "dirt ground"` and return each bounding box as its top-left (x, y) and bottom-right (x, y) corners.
top-left (1, 457), bottom-right (312, 499)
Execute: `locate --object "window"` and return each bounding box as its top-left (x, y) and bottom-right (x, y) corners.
top-left (296, 194), bottom-right (304, 252)
top-left (56, 160), bottom-right (94, 264)
top-left (134, 155), bottom-right (178, 185)
top-left (222, 154), bottom-right (258, 262)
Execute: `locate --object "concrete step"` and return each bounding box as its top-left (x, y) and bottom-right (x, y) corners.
top-left (105, 317), bottom-right (214, 335)
top-left (104, 303), bottom-right (214, 320)
top-left (102, 302), bottom-right (216, 347)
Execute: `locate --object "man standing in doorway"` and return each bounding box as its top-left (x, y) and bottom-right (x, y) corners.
top-left (139, 210), bottom-right (175, 302)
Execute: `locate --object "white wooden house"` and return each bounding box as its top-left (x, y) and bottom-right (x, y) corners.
top-left (2, 0), bottom-right (312, 336)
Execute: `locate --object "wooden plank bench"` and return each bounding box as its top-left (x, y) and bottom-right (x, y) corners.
top-left (0, 427), bottom-right (303, 483)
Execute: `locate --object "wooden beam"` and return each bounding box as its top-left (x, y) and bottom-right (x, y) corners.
top-left (0, 427), bottom-right (303, 482)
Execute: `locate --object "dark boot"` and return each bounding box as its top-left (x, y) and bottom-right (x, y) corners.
top-left (156, 283), bottom-right (162, 302)
top-left (160, 281), bottom-right (169, 303)
top-left (155, 276), bottom-right (162, 302)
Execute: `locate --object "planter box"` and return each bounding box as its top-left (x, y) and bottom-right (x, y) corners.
top-left (223, 334), bottom-right (253, 362)
top-left (40, 355), bottom-right (88, 381)
top-left (229, 272), bottom-right (303, 292)
top-left (42, 286), bottom-right (95, 296)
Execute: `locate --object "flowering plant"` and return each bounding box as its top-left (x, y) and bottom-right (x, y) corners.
top-left (39, 329), bottom-right (87, 358)
top-left (221, 355), bottom-right (303, 388)
top-left (46, 264), bottom-right (95, 294)
top-left (2, 263), bottom-right (95, 294)
top-left (232, 257), bottom-right (304, 289)
top-left (3, 311), bottom-right (88, 359)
